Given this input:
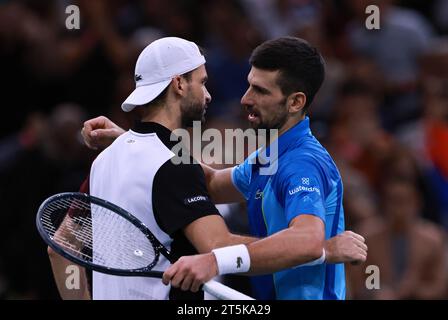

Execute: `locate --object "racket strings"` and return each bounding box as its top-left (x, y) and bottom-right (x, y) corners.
top-left (92, 204), bottom-right (155, 269)
top-left (40, 196), bottom-right (157, 270)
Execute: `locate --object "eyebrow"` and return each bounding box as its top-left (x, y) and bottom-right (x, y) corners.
top-left (252, 84), bottom-right (270, 94)
top-left (247, 75), bottom-right (270, 93)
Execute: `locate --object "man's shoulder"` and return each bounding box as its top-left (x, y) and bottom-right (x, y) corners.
top-left (274, 142), bottom-right (341, 195)
top-left (282, 139), bottom-right (337, 171)
top-left (156, 157), bottom-right (205, 181)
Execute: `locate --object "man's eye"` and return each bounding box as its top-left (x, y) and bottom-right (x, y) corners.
top-left (254, 87), bottom-right (267, 94)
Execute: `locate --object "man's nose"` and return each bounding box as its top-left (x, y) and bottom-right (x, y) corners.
top-left (205, 88), bottom-right (212, 104)
top-left (241, 90), bottom-right (251, 106)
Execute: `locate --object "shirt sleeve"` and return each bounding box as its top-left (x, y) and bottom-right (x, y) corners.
top-left (277, 159), bottom-right (327, 225)
top-left (231, 150), bottom-right (258, 200)
top-left (152, 160), bottom-right (221, 236)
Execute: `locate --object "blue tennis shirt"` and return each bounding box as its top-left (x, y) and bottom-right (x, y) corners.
top-left (231, 117), bottom-right (346, 300)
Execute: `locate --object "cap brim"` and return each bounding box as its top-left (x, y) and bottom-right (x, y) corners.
top-left (121, 79), bottom-right (172, 112)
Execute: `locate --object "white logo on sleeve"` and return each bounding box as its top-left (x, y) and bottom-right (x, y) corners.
top-left (288, 177), bottom-right (320, 196)
top-left (184, 195), bottom-right (209, 204)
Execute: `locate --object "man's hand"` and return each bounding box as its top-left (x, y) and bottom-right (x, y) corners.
top-left (81, 116), bottom-right (125, 150)
top-left (162, 253), bottom-right (218, 292)
top-left (325, 231), bottom-right (367, 264)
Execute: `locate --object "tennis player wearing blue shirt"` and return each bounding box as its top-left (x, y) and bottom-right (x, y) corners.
top-left (163, 37), bottom-right (357, 300)
top-left (231, 116), bottom-right (345, 299)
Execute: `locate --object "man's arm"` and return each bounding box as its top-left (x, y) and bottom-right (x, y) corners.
top-left (163, 220), bottom-right (368, 292)
top-left (80, 117), bottom-right (246, 205)
top-left (163, 214), bottom-right (325, 291)
top-left (201, 165), bottom-right (245, 204)
top-left (48, 247), bottom-right (90, 300)
top-left (47, 206), bottom-right (91, 300)
top-left (245, 214), bottom-right (325, 274)
top-left (81, 116), bottom-right (125, 150)
top-left (185, 216), bottom-right (367, 265)
top-left (183, 215), bottom-right (257, 254)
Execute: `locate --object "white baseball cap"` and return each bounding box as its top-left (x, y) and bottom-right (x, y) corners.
top-left (121, 37), bottom-right (206, 112)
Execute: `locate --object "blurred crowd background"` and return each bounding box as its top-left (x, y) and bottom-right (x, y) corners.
top-left (1, 0), bottom-right (448, 299)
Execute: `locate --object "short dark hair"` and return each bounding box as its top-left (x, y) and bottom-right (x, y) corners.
top-left (249, 36), bottom-right (325, 113)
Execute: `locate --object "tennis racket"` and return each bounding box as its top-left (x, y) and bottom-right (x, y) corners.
top-left (36, 192), bottom-right (254, 300)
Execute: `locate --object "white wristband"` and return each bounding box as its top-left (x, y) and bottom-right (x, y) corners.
top-left (298, 248), bottom-right (326, 268)
top-left (212, 244), bottom-right (251, 275)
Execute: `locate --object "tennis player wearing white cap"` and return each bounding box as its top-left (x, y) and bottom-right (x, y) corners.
top-left (121, 36), bottom-right (207, 113)
top-left (50, 37), bottom-right (367, 300)
top-left (50, 36), bottom-right (259, 300)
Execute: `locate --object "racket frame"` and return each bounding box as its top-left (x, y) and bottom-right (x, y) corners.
top-left (36, 192), bottom-right (169, 278)
top-left (37, 192), bottom-right (255, 300)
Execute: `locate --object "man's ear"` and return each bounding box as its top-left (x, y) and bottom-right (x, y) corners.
top-left (172, 75), bottom-right (188, 97)
top-left (287, 92), bottom-right (306, 114)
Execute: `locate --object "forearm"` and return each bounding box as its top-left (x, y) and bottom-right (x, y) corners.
top-left (164, 217), bottom-right (325, 290)
top-left (48, 247), bottom-right (90, 300)
top-left (246, 224), bottom-right (324, 274)
top-left (224, 234), bottom-right (258, 247)
top-left (184, 215), bottom-right (257, 253)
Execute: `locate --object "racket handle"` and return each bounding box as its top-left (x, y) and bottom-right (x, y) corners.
top-left (202, 279), bottom-right (254, 300)
top-left (150, 272), bottom-right (254, 300)
top-left (151, 271), bottom-right (254, 299)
